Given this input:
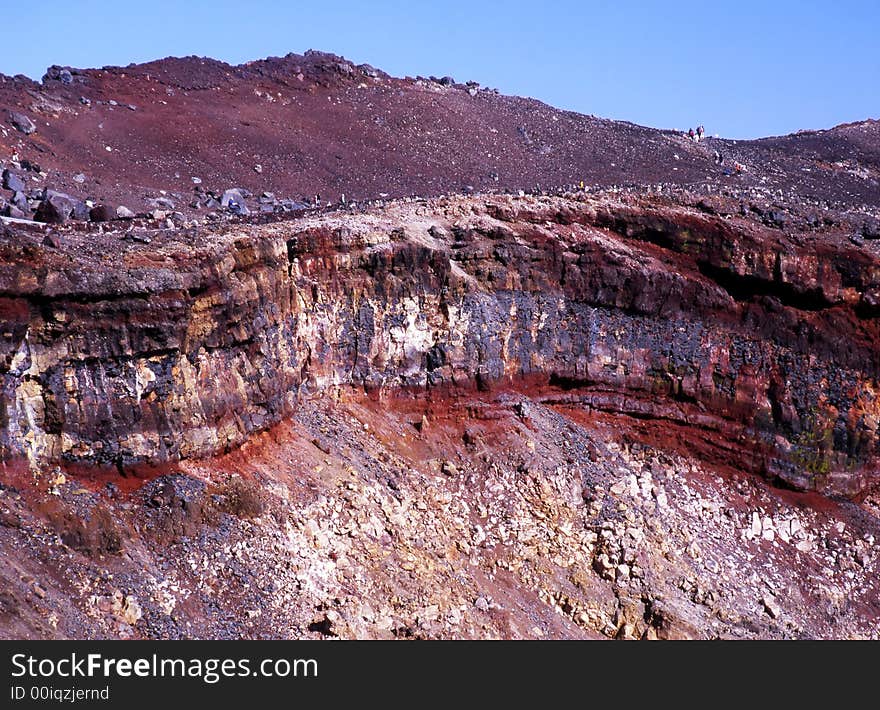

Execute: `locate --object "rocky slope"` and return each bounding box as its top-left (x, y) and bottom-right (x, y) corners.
top-left (1, 190), bottom-right (879, 639)
top-left (1, 51), bottom-right (880, 640)
top-left (1, 51), bottom-right (878, 224)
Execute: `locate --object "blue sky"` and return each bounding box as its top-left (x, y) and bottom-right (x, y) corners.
top-left (3, 0), bottom-right (878, 139)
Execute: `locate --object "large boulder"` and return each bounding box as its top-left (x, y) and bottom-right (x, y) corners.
top-left (2, 204), bottom-right (26, 219)
top-left (71, 200), bottom-right (90, 221)
top-left (33, 190), bottom-right (75, 223)
top-left (220, 188), bottom-right (243, 206)
top-left (43, 65), bottom-right (74, 85)
top-left (8, 111), bottom-right (36, 135)
top-left (89, 205), bottom-right (114, 222)
top-left (221, 188), bottom-right (249, 215)
top-left (10, 191), bottom-right (30, 214)
top-left (2, 169), bottom-right (25, 192)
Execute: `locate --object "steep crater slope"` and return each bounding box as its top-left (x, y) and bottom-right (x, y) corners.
top-left (2, 190), bottom-right (880, 640)
top-left (2, 191), bottom-right (880, 499)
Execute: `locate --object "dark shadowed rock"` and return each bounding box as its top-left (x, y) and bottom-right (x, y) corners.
top-left (767, 210), bottom-right (788, 228)
top-left (141, 475), bottom-right (212, 541)
top-left (43, 65), bottom-right (75, 85)
top-left (2, 169), bottom-right (25, 193)
top-left (71, 200), bottom-right (90, 221)
top-left (10, 191), bottom-right (29, 214)
top-left (2, 204), bottom-right (26, 219)
top-left (8, 111), bottom-right (36, 135)
top-left (89, 205), bottom-right (114, 222)
top-left (34, 190), bottom-right (75, 223)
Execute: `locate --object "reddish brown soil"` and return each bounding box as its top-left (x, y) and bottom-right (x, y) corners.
top-left (1, 51), bottom-right (878, 214)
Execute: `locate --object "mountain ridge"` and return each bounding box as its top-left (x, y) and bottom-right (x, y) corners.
top-left (2, 50), bottom-right (879, 221)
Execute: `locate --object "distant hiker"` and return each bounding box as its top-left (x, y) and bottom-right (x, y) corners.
top-left (688, 128), bottom-right (695, 140)
top-left (713, 150), bottom-right (725, 166)
top-left (734, 162), bottom-right (745, 174)
top-left (314, 194), bottom-right (321, 207)
top-left (697, 124), bottom-right (705, 141)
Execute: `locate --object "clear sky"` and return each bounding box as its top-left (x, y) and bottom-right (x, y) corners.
top-left (3, 0), bottom-right (878, 139)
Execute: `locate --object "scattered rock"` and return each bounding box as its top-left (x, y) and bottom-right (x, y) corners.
top-left (2, 204), bottom-right (26, 219)
top-left (116, 205), bottom-right (135, 219)
top-left (767, 210), bottom-right (788, 228)
top-left (71, 199), bottom-right (89, 221)
top-left (34, 190), bottom-right (75, 224)
top-left (11, 191), bottom-right (31, 213)
top-left (2, 169), bottom-right (25, 192)
top-left (762, 594), bottom-right (781, 619)
top-left (441, 460), bottom-right (458, 477)
top-left (8, 111), bottom-right (36, 135)
top-left (44, 66), bottom-right (74, 85)
top-left (89, 205), bottom-right (114, 222)
top-left (147, 196), bottom-right (175, 210)
top-left (221, 188), bottom-right (250, 215)
top-left (93, 590), bottom-right (142, 626)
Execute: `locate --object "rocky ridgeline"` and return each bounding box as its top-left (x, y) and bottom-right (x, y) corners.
top-left (2, 191), bottom-right (880, 499)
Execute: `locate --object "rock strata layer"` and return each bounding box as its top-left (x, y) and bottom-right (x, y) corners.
top-left (2, 192), bottom-right (879, 497)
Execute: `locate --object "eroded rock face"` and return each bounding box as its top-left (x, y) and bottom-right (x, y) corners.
top-left (2, 192), bottom-right (880, 497)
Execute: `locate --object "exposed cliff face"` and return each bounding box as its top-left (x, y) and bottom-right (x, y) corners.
top-left (2, 191), bottom-right (880, 499)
